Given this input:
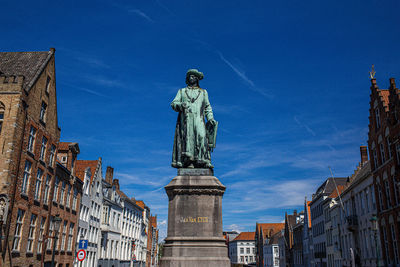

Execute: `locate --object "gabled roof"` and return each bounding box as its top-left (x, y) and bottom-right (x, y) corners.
top-left (257, 223), bottom-right (285, 239)
top-left (233, 232), bottom-right (255, 241)
top-left (0, 49), bottom-right (54, 91)
top-left (75, 159), bottom-right (99, 183)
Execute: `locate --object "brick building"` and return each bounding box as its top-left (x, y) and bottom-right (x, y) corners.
top-left (0, 49), bottom-right (62, 267)
top-left (46, 142), bottom-right (82, 267)
top-left (368, 77), bottom-right (400, 266)
top-left (146, 216), bottom-right (158, 267)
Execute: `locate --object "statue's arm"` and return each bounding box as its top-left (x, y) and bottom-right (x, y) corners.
top-left (204, 90), bottom-right (214, 121)
top-left (171, 89), bottom-right (183, 112)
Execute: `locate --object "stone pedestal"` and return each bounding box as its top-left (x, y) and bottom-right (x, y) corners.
top-left (160, 169), bottom-right (230, 267)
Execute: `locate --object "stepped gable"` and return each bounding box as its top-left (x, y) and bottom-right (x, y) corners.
top-left (233, 231), bottom-right (255, 241)
top-left (75, 159), bottom-right (99, 183)
top-left (0, 50), bottom-right (54, 91)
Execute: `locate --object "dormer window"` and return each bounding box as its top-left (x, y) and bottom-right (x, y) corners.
top-left (61, 156), bottom-right (67, 163)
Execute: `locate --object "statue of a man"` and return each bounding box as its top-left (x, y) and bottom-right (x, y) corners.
top-left (171, 69), bottom-right (217, 169)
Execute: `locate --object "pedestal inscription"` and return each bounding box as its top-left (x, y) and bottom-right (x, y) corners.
top-left (160, 170), bottom-right (230, 267)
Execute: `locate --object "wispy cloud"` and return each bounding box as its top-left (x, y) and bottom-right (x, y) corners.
top-left (129, 9), bottom-right (154, 23)
top-left (218, 52), bottom-right (273, 99)
top-left (155, 0), bottom-right (174, 15)
top-left (84, 75), bottom-right (127, 88)
top-left (294, 115), bottom-right (316, 136)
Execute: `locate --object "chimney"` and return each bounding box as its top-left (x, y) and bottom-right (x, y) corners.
top-left (112, 179), bottom-right (120, 190)
top-left (105, 166), bottom-right (114, 184)
top-left (360, 146), bottom-right (368, 165)
top-left (390, 78), bottom-right (396, 88)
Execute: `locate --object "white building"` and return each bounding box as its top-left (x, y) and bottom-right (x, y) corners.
top-left (99, 166), bottom-right (123, 267)
top-left (338, 159), bottom-right (383, 267)
top-left (135, 200), bottom-right (150, 266)
top-left (119, 189), bottom-right (145, 267)
top-left (310, 177), bottom-right (348, 267)
top-left (74, 158), bottom-right (104, 267)
top-left (263, 231), bottom-right (281, 267)
top-left (228, 232), bottom-right (256, 265)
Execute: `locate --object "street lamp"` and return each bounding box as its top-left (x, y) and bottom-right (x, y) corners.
top-left (370, 214), bottom-right (379, 267)
top-left (51, 214), bottom-right (62, 267)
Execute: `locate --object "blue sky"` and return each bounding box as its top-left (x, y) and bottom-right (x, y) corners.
top-left (2, 0), bottom-right (400, 238)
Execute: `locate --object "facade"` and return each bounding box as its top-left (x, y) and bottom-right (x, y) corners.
top-left (309, 177), bottom-right (348, 267)
top-left (255, 223), bottom-right (285, 267)
top-left (302, 199), bottom-right (312, 267)
top-left (338, 149), bottom-right (383, 267)
top-left (263, 231), bottom-right (281, 267)
top-left (278, 230), bottom-right (286, 267)
top-left (228, 231), bottom-right (256, 265)
top-left (48, 142), bottom-right (83, 267)
top-left (284, 210), bottom-right (304, 267)
top-left (135, 200), bottom-right (150, 266)
top-left (0, 49), bottom-right (63, 267)
top-left (292, 212), bottom-right (304, 267)
top-left (117, 179), bottom-right (145, 267)
top-left (99, 167), bottom-right (123, 267)
top-left (146, 216), bottom-right (159, 267)
top-left (367, 77), bottom-right (400, 266)
top-left (74, 158), bottom-right (104, 267)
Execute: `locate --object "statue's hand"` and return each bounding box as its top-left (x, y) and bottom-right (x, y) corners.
top-left (209, 119), bottom-right (217, 126)
top-left (180, 102), bottom-right (188, 111)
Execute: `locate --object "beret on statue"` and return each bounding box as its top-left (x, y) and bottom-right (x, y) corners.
top-left (186, 69), bottom-right (204, 80)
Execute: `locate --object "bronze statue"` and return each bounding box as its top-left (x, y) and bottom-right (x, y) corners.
top-left (171, 69), bottom-right (218, 169)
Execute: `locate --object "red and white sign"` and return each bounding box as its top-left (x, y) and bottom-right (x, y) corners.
top-left (77, 249), bottom-right (86, 261)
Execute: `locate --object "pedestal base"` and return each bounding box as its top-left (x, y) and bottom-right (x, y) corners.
top-left (160, 170), bottom-right (230, 267)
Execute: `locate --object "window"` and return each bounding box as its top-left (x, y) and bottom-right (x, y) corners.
top-left (246, 247), bottom-right (250, 254)
top-left (37, 217), bottom-right (46, 253)
top-left (375, 108), bottom-right (381, 129)
top-left (240, 247), bottom-right (244, 254)
top-left (0, 110), bottom-right (3, 135)
top-left (385, 180), bottom-right (392, 208)
top-left (48, 217), bottom-right (54, 249)
top-left (45, 75), bottom-right (51, 93)
top-left (67, 223), bottom-right (74, 251)
top-left (387, 138), bottom-right (392, 158)
top-left (392, 224), bottom-right (399, 265)
top-left (394, 176), bottom-right (400, 206)
top-left (372, 148), bottom-right (378, 168)
top-left (39, 136), bottom-right (47, 161)
top-left (60, 221), bottom-right (67, 251)
top-left (380, 143), bottom-right (386, 163)
top-left (66, 185), bottom-right (71, 208)
top-left (49, 144), bottom-right (56, 167)
top-left (40, 102), bottom-right (47, 122)
top-left (397, 144), bottom-right (400, 165)
top-left (60, 181), bottom-right (66, 205)
top-left (43, 175), bottom-right (51, 204)
top-left (12, 209), bottom-right (25, 251)
top-left (53, 177), bottom-right (60, 202)
top-left (27, 126), bottom-right (36, 152)
top-left (21, 160), bottom-right (32, 194)
top-left (34, 168), bottom-right (43, 200)
top-left (378, 184), bottom-right (384, 211)
top-left (27, 214), bottom-right (37, 252)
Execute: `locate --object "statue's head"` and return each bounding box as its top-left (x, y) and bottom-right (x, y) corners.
top-left (186, 69), bottom-right (204, 86)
